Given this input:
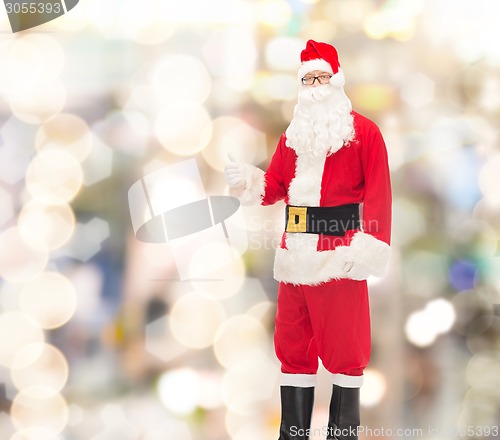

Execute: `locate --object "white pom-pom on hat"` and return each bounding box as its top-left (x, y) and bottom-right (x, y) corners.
top-left (329, 69), bottom-right (345, 88)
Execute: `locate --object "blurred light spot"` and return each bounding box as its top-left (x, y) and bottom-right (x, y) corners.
top-left (19, 271), bottom-right (77, 329)
top-left (159, 0), bottom-right (251, 24)
top-left (392, 199), bottom-right (426, 246)
top-left (66, 404), bottom-right (85, 427)
top-left (11, 389), bottom-right (68, 434)
top-left (169, 293), bottom-right (226, 349)
top-left (221, 356), bottom-right (278, 416)
top-left (363, 1), bottom-right (423, 41)
top-left (202, 116), bottom-right (267, 173)
top-left (150, 55), bottom-right (211, 105)
top-left (405, 299), bottom-right (456, 347)
top-left (426, 298), bottom-right (456, 334)
top-left (360, 369), bottom-right (387, 407)
top-left (405, 309), bottom-right (437, 347)
top-left (188, 242), bottom-right (246, 282)
top-left (0, 312), bottom-right (44, 368)
top-left (458, 402), bottom-right (498, 431)
top-left (0, 35), bottom-right (64, 97)
top-left (26, 150), bottom-right (83, 205)
top-left (62, 217), bottom-right (110, 262)
top-left (92, 111), bottom-right (150, 157)
top-left (81, 135), bottom-right (113, 186)
top-left (450, 219), bottom-right (497, 260)
top-left (252, 72), bottom-right (298, 104)
top-left (8, 79), bottom-right (66, 124)
top-left (349, 84), bottom-right (396, 112)
top-left (479, 155), bottom-right (500, 204)
top-left (0, 36), bottom-right (44, 94)
top-left (145, 314), bottom-right (188, 363)
top-left (449, 259), bottom-right (477, 291)
top-left (466, 350), bottom-right (500, 389)
top-left (155, 103), bottom-right (212, 156)
top-left (11, 343), bottom-right (69, 398)
top-left (246, 301), bottom-right (274, 322)
top-left (0, 227), bottom-right (48, 283)
top-left (255, 0), bottom-right (292, 27)
top-left (400, 73), bottom-right (435, 108)
top-left (35, 114), bottom-right (92, 163)
top-left (191, 278), bottom-right (245, 301)
top-left (202, 29), bottom-right (257, 91)
top-left (214, 315), bottom-right (268, 369)
top-left (0, 116), bottom-right (38, 185)
top-left (157, 368), bottom-right (200, 415)
top-left (403, 251), bottom-right (448, 297)
top-left (0, 187), bottom-right (14, 228)
top-left (265, 37), bottom-right (303, 71)
top-left (118, 0), bottom-right (175, 44)
top-left (197, 371), bottom-right (223, 410)
top-left (10, 427), bottom-right (64, 440)
top-left (142, 418), bottom-right (192, 440)
top-left (18, 200), bottom-right (75, 252)
top-left (99, 404), bottom-right (141, 438)
top-left (452, 290), bottom-right (494, 337)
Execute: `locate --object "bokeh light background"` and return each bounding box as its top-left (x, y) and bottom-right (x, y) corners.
top-left (1, 0), bottom-right (500, 439)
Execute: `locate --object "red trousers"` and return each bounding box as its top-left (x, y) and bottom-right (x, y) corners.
top-left (274, 279), bottom-right (371, 383)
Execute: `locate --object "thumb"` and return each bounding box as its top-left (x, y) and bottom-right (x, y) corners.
top-left (227, 152), bottom-right (237, 163)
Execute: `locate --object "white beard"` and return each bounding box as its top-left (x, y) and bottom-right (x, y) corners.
top-left (285, 84), bottom-right (355, 157)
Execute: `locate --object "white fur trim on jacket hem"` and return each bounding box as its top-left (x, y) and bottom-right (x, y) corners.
top-left (274, 241), bottom-right (350, 285)
top-left (273, 232), bottom-right (391, 285)
top-left (229, 164), bottom-right (265, 206)
top-left (298, 59), bottom-right (333, 81)
top-left (281, 373), bottom-right (317, 388)
top-left (330, 373), bottom-right (363, 388)
top-left (347, 231), bottom-right (391, 278)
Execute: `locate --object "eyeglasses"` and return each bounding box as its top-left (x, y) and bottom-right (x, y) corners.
top-left (301, 74), bottom-right (332, 85)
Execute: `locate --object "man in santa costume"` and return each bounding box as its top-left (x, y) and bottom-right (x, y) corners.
top-left (224, 40), bottom-right (392, 440)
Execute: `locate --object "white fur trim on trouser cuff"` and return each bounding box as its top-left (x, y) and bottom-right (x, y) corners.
top-left (281, 373), bottom-right (318, 388)
top-left (229, 164), bottom-right (265, 206)
top-left (330, 373), bottom-right (363, 388)
top-left (347, 232), bottom-right (391, 278)
top-left (298, 59), bottom-right (333, 82)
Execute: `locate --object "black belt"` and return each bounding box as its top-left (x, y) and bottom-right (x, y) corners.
top-left (285, 204), bottom-right (360, 236)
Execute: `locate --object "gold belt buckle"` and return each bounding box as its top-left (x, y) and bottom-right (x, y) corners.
top-left (286, 206), bottom-right (307, 233)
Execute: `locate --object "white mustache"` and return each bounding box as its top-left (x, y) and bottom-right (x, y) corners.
top-left (298, 84), bottom-right (334, 103)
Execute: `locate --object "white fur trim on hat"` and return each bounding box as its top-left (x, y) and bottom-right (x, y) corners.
top-left (229, 164), bottom-right (265, 206)
top-left (329, 68), bottom-right (345, 87)
top-left (298, 58), bottom-right (333, 82)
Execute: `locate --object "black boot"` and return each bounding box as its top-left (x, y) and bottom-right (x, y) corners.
top-left (326, 385), bottom-right (360, 440)
top-left (278, 386), bottom-right (314, 440)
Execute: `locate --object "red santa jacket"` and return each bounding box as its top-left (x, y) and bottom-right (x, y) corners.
top-left (232, 111), bottom-right (392, 285)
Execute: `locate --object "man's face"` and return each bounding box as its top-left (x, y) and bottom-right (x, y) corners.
top-left (301, 70), bottom-right (333, 88)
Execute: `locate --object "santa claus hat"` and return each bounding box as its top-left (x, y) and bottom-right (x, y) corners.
top-left (297, 40), bottom-right (345, 88)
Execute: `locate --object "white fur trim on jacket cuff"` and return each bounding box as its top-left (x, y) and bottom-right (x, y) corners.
top-left (330, 373), bottom-right (363, 388)
top-left (298, 59), bottom-right (333, 82)
top-left (229, 164), bottom-right (265, 206)
top-left (347, 232), bottom-right (391, 278)
top-left (281, 373), bottom-right (317, 388)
